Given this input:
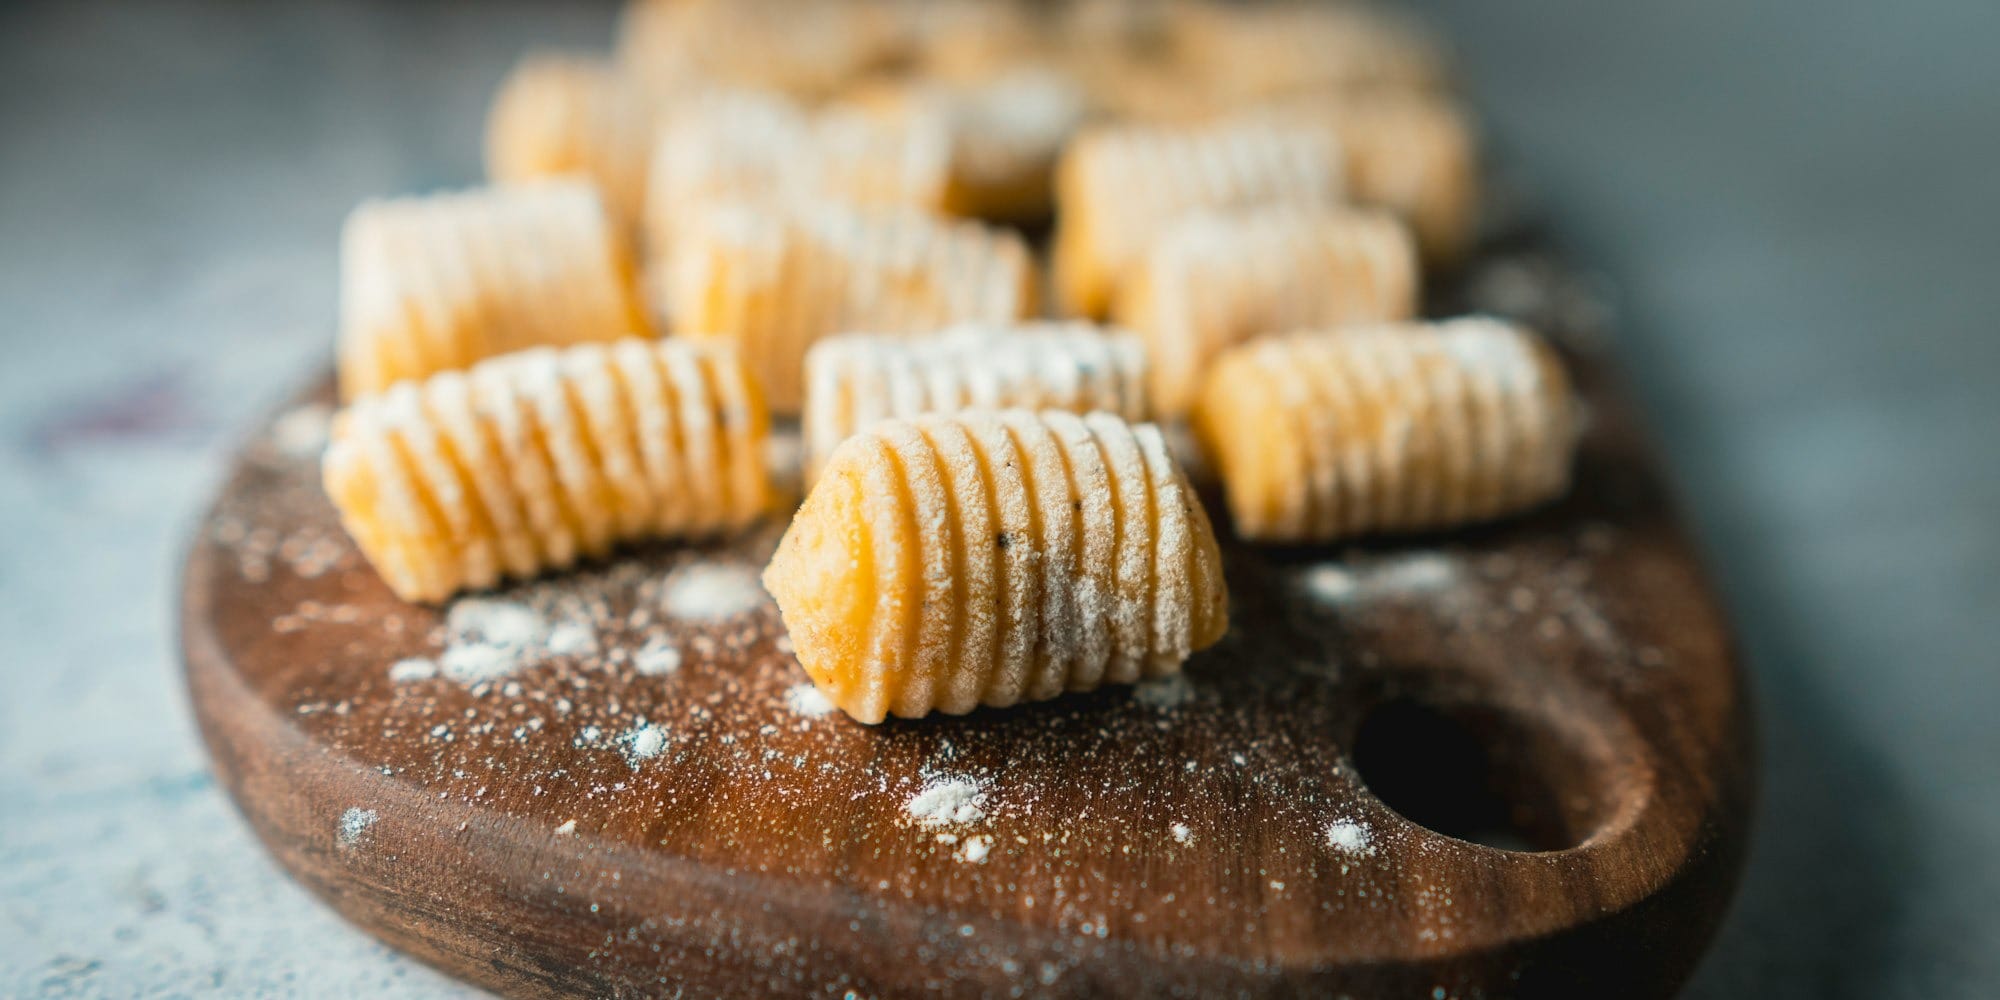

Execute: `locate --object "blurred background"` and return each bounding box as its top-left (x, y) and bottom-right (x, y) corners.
top-left (1, 1), bottom-right (1994, 997)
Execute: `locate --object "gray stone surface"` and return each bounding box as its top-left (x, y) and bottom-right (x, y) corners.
top-left (0, 1), bottom-right (1992, 997)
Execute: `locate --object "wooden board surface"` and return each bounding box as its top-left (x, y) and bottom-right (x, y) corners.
top-left (180, 259), bottom-right (1752, 999)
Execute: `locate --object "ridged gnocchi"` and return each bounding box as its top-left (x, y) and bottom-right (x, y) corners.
top-left (1053, 120), bottom-right (1343, 318)
top-left (764, 409), bottom-right (1229, 723)
top-left (1114, 207), bottom-right (1419, 415)
top-left (324, 339), bottom-right (769, 603)
top-left (617, 0), bottom-right (908, 102)
top-left (483, 54), bottom-right (658, 243)
top-left (337, 181), bottom-right (650, 401)
top-left (1193, 318), bottom-right (1578, 542)
top-left (664, 202), bottom-right (1035, 413)
top-left (801, 323), bottom-right (1148, 483)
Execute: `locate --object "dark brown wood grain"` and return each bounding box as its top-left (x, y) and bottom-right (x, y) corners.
top-left (180, 286), bottom-right (1751, 998)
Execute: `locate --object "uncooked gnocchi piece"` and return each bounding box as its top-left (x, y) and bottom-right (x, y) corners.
top-left (1115, 206), bottom-right (1419, 415)
top-left (764, 409), bottom-right (1229, 723)
top-left (617, 0), bottom-right (908, 101)
top-left (483, 53), bottom-right (658, 243)
top-left (337, 181), bottom-right (650, 401)
top-left (664, 202), bottom-right (1035, 413)
top-left (645, 90), bottom-right (952, 262)
top-left (1257, 92), bottom-right (1481, 265)
top-left (840, 68), bottom-right (1088, 223)
top-left (1193, 318), bottom-right (1578, 542)
top-left (324, 339), bottom-right (769, 603)
top-left (1053, 120), bottom-right (1343, 318)
top-left (1170, 2), bottom-right (1450, 102)
top-left (800, 323), bottom-right (1147, 483)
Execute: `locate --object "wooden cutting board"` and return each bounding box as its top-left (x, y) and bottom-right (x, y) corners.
top-left (180, 251), bottom-right (1751, 999)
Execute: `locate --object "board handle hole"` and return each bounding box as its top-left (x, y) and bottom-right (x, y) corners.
top-left (1351, 696), bottom-right (1625, 852)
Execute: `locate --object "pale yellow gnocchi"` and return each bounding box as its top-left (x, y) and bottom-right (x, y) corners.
top-left (1193, 319), bottom-right (1578, 542)
top-left (324, 339), bottom-right (769, 603)
top-left (764, 409), bottom-right (1229, 723)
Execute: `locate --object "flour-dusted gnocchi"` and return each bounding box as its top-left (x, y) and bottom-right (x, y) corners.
top-left (1170, 1), bottom-right (1450, 103)
top-left (644, 91), bottom-right (953, 263)
top-left (664, 202), bottom-right (1035, 413)
top-left (483, 53), bottom-right (658, 243)
top-left (1257, 92), bottom-right (1481, 266)
top-left (1053, 120), bottom-right (1343, 318)
top-left (1193, 318), bottom-right (1578, 542)
top-left (324, 339), bottom-right (769, 603)
top-left (337, 181), bottom-right (650, 401)
top-left (1114, 207), bottom-right (1419, 415)
top-left (764, 409), bottom-right (1228, 723)
top-left (616, 0), bottom-right (908, 102)
top-left (800, 323), bottom-right (1147, 483)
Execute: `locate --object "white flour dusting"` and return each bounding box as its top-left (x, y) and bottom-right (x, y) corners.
top-left (440, 643), bottom-right (518, 684)
top-left (1170, 822), bottom-right (1193, 845)
top-left (961, 835), bottom-right (993, 863)
top-left (338, 807), bottom-right (378, 847)
top-left (907, 777), bottom-right (988, 828)
top-left (1303, 554), bottom-right (1461, 606)
top-left (1325, 818), bottom-right (1376, 856)
top-left (270, 403), bottom-right (333, 457)
top-left (545, 621), bottom-right (598, 657)
top-left (784, 682), bottom-right (837, 718)
top-left (437, 598), bottom-right (550, 683)
top-left (387, 657), bottom-right (437, 682)
top-left (1133, 674), bottom-right (1193, 710)
top-left (662, 564), bottom-right (766, 621)
top-left (633, 636), bottom-right (682, 676)
top-left (622, 722), bottom-right (668, 763)
top-left (554, 819), bottom-right (577, 836)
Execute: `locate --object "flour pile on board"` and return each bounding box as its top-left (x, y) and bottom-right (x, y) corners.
top-left (439, 598), bottom-right (549, 683)
top-left (621, 722), bottom-right (669, 763)
top-left (907, 776), bottom-right (988, 827)
top-left (338, 807), bottom-right (378, 846)
top-left (783, 682), bottom-right (837, 718)
top-left (661, 564), bottom-right (767, 621)
top-left (633, 636), bottom-right (683, 676)
top-left (1301, 553), bottom-right (1461, 606)
top-left (1325, 818), bottom-right (1376, 856)
top-left (960, 834), bottom-right (993, 863)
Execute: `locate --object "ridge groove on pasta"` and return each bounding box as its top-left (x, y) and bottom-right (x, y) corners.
top-left (1192, 318), bottom-right (1579, 542)
top-left (483, 53), bottom-right (659, 243)
top-left (1052, 120), bottom-right (1343, 318)
top-left (763, 409), bottom-right (1228, 724)
top-left (324, 339), bottom-right (769, 603)
top-left (1115, 206), bottom-right (1419, 415)
top-left (337, 180), bottom-right (651, 401)
top-left (665, 202), bottom-right (1035, 413)
top-left (800, 322), bottom-right (1148, 483)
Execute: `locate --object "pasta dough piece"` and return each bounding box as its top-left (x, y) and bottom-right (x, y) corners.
top-left (665, 202), bottom-right (1035, 413)
top-left (1169, 1), bottom-right (1450, 102)
top-left (483, 53), bottom-right (657, 243)
top-left (645, 90), bottom-right (952, 259)
top-left (840, 68), bottom-right (1088, 223)
top-left (763, 409), bottom-right (1228, 723)
top-left (1115, 206), bottom-right (1419, 416)
top-left (324, 339), bottom-right (770, 603)
top-left (1192, 318), bottom-right (1578, 542)
top-left (1053, 120), bottom-right (1343, 319)
top-left (1257, 92), bottom-right (1481, 265)
top-left (616, 0), bottom-right (908, 101)
top-left (801, 322), bottom-right (1148, 483)
top-left (337, 180), bottom-right (650, 400)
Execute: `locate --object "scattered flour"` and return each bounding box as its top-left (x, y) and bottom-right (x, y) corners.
top-left (437, 598), bottom-right (550, 683)
top-left (783, 682), bottom-right (837, 718)
top-left (270, 403), bottom-right (333, 457)
top-left (440, 643), bottom-right (519, 684)
top-left (387, 657), bottom-right (437, 682)
top-left (906, 776), bottom-right (988, 828)
top-left (961, 835), bottom-right (993, 863)
top-left (1325, 818), bottom-right (1376, 856)
top-left (622, 722), bottom-right (669, 763)
top-left (1133, 673), bottom-right (1193, 710)
top-left (1302, 554), bottom-right (1461, 606)
top-left (632, 636), bottom-right (683, 676)
top-left (545, 621), bottom-right (598, 657)
top-left (554, 819), bottom-right (577, 836)
top-left (1170, 822), bottom-right (1193, 845)
top-left (338, 807), bottom-right (378, 847)
top-left (662, 564), bottom-right (766, 621)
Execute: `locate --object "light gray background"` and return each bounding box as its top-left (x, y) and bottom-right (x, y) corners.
top-left (1, 2), bottom-right (1993, 996)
